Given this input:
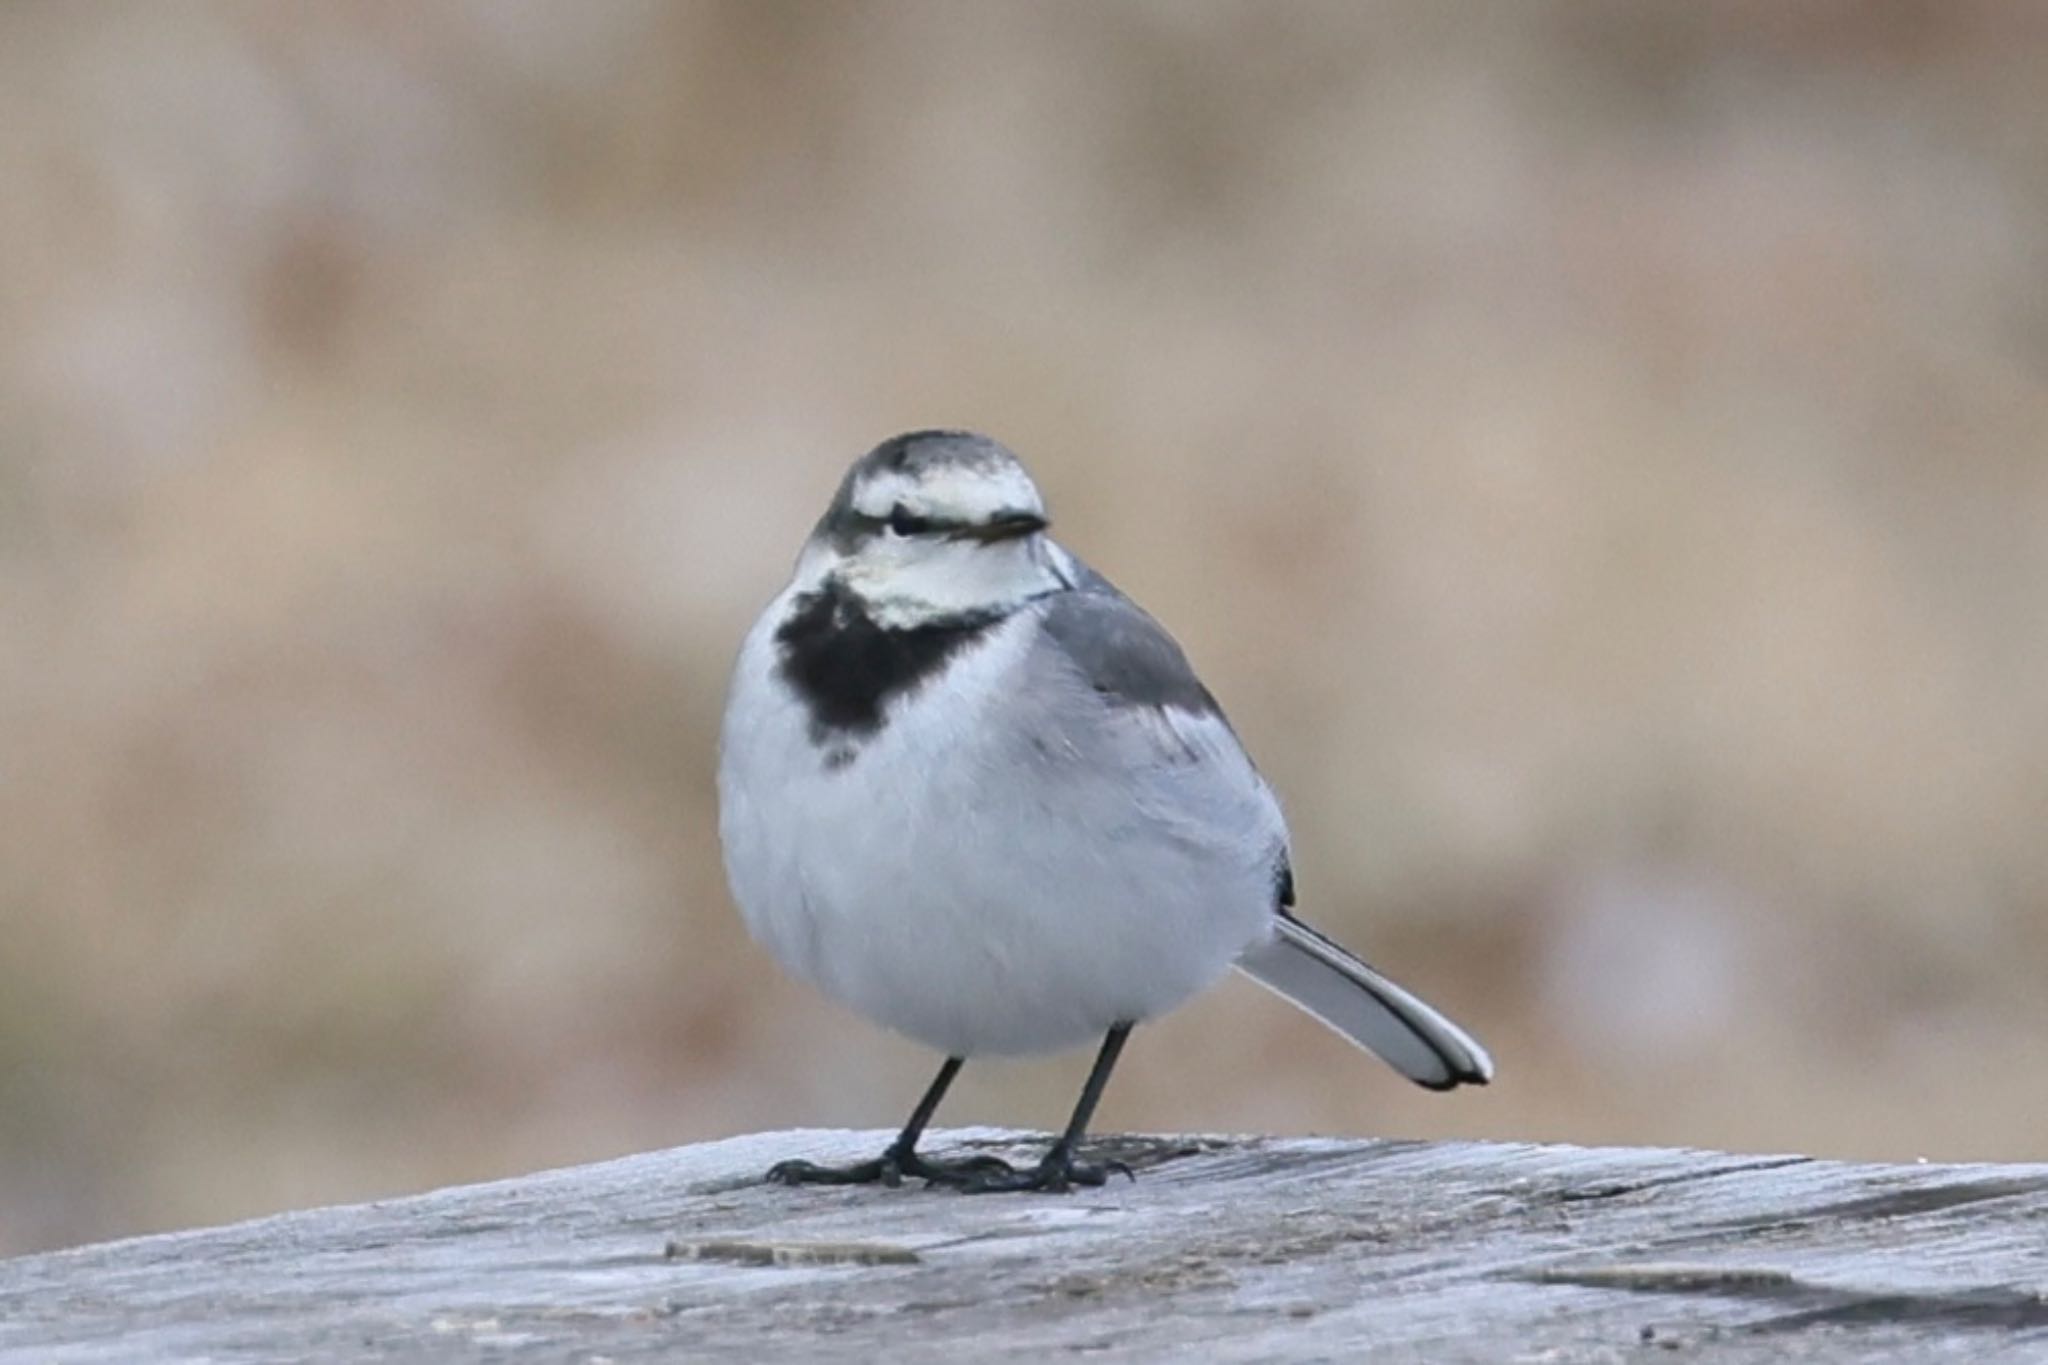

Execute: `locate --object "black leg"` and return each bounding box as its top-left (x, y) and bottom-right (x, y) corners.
top-left (765, 1056), bottom-right (1018, 1188)
top-left (960, 1024), bottom-right (1137, 1194)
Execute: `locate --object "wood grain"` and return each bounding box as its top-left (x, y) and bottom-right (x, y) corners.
top-left (5, 1129), bottom-right (2046, 1362)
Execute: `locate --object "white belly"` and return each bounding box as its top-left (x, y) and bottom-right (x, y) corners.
top-left (717, 605), bottom-right (1279, 1057)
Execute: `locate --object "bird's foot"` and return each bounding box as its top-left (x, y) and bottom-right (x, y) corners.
top-left (764, 1156), bottom-right (887, 1187)
top-left (765, 1147), bottom-right (1019, 1189)
top-left (907, 1151), bottom-right (1021, 1187)
top-left (957, 1145), bottom-right (1135, 1194)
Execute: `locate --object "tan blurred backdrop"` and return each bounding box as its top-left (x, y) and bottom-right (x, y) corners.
top-left (3, 1), bottom-right (2045, 1256)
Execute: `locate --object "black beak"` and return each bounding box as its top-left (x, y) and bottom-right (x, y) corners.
top-left (952, 511), bottom-right (1049, 544)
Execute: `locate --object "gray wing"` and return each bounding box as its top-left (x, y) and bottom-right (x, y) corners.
top-left (1033, 561), bottom-right (1496, 1091)
top-left (1022, 559), bottom-right (1283, 864)
top-left (1034, 570), bottom-right (1224, 720)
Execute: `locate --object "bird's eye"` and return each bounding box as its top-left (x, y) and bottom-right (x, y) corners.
top-left (886, 504), bottom-right (934, 537)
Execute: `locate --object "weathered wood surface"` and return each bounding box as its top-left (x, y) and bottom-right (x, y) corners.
top-left (4, 1128), bottom-right (2048, 1363)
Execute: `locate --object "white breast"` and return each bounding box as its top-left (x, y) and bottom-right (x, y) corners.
top-left (716, 590), bottom-right (1284, 1057)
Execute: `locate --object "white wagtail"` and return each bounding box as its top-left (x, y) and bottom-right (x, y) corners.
top-left (718, 431), bottom-right (1492, 1193)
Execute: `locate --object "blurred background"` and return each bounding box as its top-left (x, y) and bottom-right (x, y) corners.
top-left (3, 0), bottom-right (2045, 1256)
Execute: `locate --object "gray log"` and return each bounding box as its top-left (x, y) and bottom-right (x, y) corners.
top-left (4, 1128), bottom-right (2047, 1362)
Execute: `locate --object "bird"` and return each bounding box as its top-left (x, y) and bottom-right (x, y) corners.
top-left (717, 430), bottom-right (1492, 1193)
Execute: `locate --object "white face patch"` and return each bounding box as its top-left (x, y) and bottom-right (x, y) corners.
top-left (842, 536), bottom-right (1058, 627)
top-left (848, 460), bottom-right (1046, 526)
top-left (790, 464), bottom-right (1056, 626)
top-left (795, 438), bottom-right (1063, 625)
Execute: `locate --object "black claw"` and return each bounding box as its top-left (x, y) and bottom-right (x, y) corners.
top-left (762, 1148), bottom-right (1019, 1190)
top-left (765, 1157), bottom-right (886, 1186)
top-left (957, 1149), bottom-right (1136, 1195)
top-left (916, 1153), bottom-right (1019, 1186)
top-left (763, 1028), bottom-right (1138, 1198)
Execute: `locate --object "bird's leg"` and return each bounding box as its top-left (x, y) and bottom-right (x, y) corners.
top-left (961, 1024), bottom-right (1137, 1194)
top-left (765, 1056), bottom-right (1017, 1188)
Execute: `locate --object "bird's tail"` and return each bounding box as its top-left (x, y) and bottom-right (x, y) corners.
top-left (1234, 915), bottom-right (1494, 1090)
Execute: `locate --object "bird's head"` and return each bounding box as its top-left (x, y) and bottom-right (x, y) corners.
top-left (798, 430), bottom-right (1066, 625)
